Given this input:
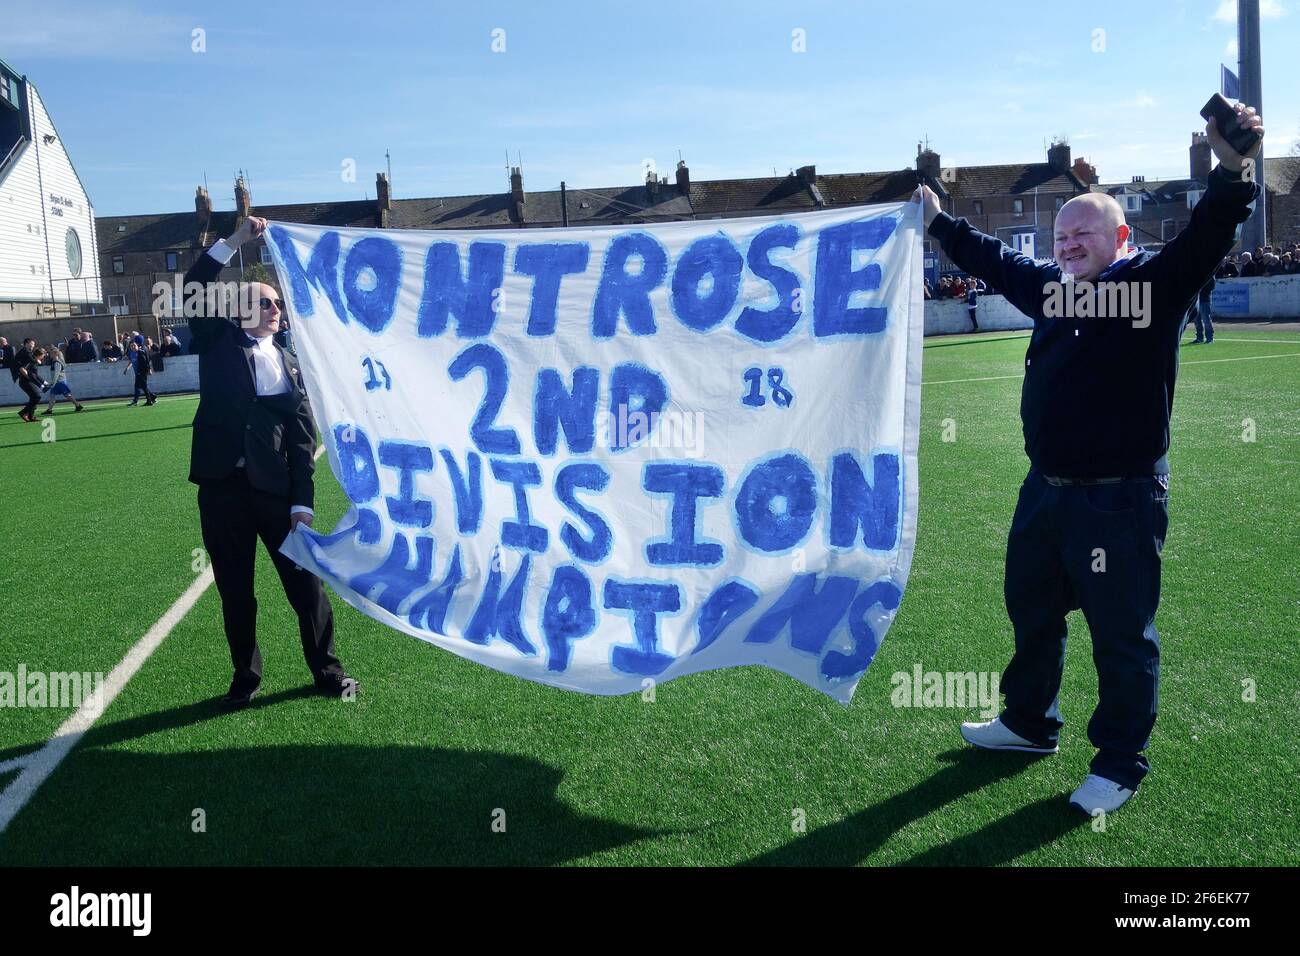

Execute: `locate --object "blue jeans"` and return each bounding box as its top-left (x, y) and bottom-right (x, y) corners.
top-left (1192, 296), bottom-right (1214, 341)
top-left (999, 468), bottom-right (1168, 790)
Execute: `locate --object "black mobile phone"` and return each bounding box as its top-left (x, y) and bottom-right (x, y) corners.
top-left (1200, 93), bottom-right (1262, 156)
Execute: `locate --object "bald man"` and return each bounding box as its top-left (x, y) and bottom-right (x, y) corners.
top-left (184, 215), bottom-right (356, 708)
top-left (913, 103), bottom-right (1264, 815)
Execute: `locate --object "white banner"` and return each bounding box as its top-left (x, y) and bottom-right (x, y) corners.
top-left (272, 201), bottom-right (923, 703)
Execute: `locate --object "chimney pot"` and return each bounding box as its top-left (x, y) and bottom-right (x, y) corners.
top-left (916, 147), bottom-right (941, 182)
top-left (1048, 140), bottom-right (1071, 173)
top-left (1189, 132), bottom-right (1212, 181)
top-left (675, 159), bottom-right (690, 196)
top-left (195, 185), bottom-right (212, 223)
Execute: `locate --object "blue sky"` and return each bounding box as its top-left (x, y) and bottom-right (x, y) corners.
top-left (6, 0), bottom-right (1299, 216)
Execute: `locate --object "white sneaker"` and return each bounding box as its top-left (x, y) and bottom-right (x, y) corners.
top-left (1069, 774), bottom-right (1135, 815)
top-left (959, 717), bottom-right (1059, 754)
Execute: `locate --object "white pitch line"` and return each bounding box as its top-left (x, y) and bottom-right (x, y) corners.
top-left (0, 567), bottom-right (213, 836)
top-left (923, 350), bottom-right (1300, 385)
top-left (1212, 338), bottom-right (1300, 345)
top-left (0, 444), bottom-right (326, 839)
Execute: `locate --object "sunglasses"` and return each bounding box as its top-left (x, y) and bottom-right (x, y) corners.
top-left (259, 297), bottom-right (285, 311)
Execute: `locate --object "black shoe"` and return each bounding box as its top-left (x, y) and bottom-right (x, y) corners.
top-left (127, 400), bottom-right (138, 406)
top-left (1190, 337), bottom-right (1204, 344)
top-left (218, 685), bottom-right (260, 710)
top-left (315, 674), bottom-right (360, 699)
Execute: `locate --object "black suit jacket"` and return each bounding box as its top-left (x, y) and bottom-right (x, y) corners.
top-left (184, 248), bottom-right (318, 507)
top-left (11, 347), bottom-right (43, 386)
top-left (1, 344), bottom-right (15, 377)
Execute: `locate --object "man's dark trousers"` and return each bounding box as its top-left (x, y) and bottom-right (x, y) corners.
top-left (198, 468), bottom-right (342, 693)
top-left (999, 468), bottom-right (1168, 791)
top-left (18, 380), bottom-right (42, 418)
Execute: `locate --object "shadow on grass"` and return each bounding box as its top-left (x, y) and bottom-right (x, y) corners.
top-left (743, 748), bottom-right (1065, 866)
top-left (898, 793), bottom-right (1083, 866)
top-left (0, 688), bottom-right (659, 866)
top-left (1, 424), bottom-right (192, 447)
top-left (922, 333), bottom-right (1031, 350)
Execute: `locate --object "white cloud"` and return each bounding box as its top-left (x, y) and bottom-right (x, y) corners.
top-left (2, 2), bottom-right (191, 59)
top-left (1212, 0), bottom-right (1236, 21)
top-left (1225, 38), bottom-right (1239, 56)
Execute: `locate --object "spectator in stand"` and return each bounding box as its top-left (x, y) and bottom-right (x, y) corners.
top-left (923, 279), bottom-right (934, 300)
top-left (42, 346), bottom-right (86, 414)
top-left (65, 328), bottom-right (84, 362)
top-left (1215, 258), bottom-right (1238, 278)
top-left (966, 281), bottom-right (979, 331)
top-left (0, 336), bottom-right (14, 373)
top-left (160, 331), bottom-right (183, 357)
top-left (102, 338), bottom-right (123, 362)
top-left (1282, 252), bottom-right (1298, 275)
top-left (11, 339), bottom-right (47, 422)
top-left (1261, 254), bottom-right (1284, 277)
top-left (1238, 252), bottom-right (1259, 277)
top-left (80, 331), bottom-right (98, 362)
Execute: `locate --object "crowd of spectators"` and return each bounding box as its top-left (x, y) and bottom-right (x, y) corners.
top-left (923, 274), bottom-right (989, 301)
top-left (1215, 241), bottom-right (1300, 278)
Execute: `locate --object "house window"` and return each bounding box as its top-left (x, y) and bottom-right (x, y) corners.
top-left (166, 251), bottom-right (179, 271)
top-left (0, 72), bottom-right (19, 110)
top-left (260, 245), bottom-right (273, 265)
top-left (1124, 194), bottom-right (1142, 213)
top-left (108, 294), bottom-right (128, 315)
top-left (972, 200), bottom-right (984, 215)
top-left (1055, 197), bottom-right (1065, 210)
top-left (1012, 199), bottom-right (1024, 216)
top-left (112, 256), bottom-right (124, 275)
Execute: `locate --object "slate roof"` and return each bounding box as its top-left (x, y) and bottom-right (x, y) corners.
top-left (937, 162), bottom-right (1089, 198)
top-left (1263, 156), bottom-right (1300, 194)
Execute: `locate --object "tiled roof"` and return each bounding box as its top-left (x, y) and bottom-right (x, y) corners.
top-left (689, 174), bottom-right (818, 215)
top-left (1263, 156), bottom-right (1300, 194)
top-left (1094, 178), bottom-right (1203, 203)
top-left (97, 200), bottom-right (376, 254)
top-left (96, 211), bottom-right (235, 254)
top-left (939, 162), bottom-right (1087, 198)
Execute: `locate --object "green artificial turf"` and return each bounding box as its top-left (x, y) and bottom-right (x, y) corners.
top-left (1, 329), bottom-right (1296, 865)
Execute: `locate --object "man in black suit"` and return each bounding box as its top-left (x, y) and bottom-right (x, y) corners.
top-left (185, 214), bottom-right (356, 708)
top-left (0, 337), bottom-right (15, 373)
top-left (11, 338), bottom-right (47, 423)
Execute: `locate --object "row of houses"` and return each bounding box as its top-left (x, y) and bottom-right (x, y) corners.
top-left (4, 54), bottom-right (1299, 344)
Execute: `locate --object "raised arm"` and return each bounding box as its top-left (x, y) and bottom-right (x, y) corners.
top-left (915, 185), bottom-right (1054, 321)
top-left (1146, 106), bottom-right (1263, 315)
top-left (185, 216), bottom-right (270, 354)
